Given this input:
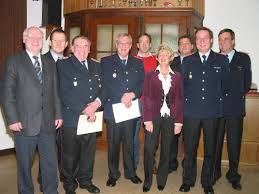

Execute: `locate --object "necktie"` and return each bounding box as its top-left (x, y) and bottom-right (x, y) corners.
top-left (121, 59), bottom-right (127, 66)
top-left (226, 54), bottom-right (230, 62)
top-left (33, 56), bottom-right (43, 84)
top-left (202, 55), bottom-right (206, 64)
top-left (81, 60), bottom-right (88, 70)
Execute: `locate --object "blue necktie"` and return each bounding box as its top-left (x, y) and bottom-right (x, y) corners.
top-left (121, 59), bottom-right (127, 66)
top-left (202, 55), bottom-right (206, 64)
top-left (33, 56), bottom-right (43, 84)
top-left (81, 60), bottom-right (88, 70)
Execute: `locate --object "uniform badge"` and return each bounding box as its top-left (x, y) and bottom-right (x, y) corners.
top-left (73, 77), bottom-right (77, 86)
top-left (113, 73), bottom-right (117, 78)
top-left (189, 72), bottom-right (192, 79)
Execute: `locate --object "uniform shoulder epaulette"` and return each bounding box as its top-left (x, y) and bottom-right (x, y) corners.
top-left (91, 58), bottom-right (100, 63)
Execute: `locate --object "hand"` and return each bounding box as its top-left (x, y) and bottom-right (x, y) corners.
top-left (82, 100), bottom-right (101, 116)
top-left (9, 122), bottom-right (23, 132)
top-left (87, 114), bottom-right (96, 123)
top-left (55, 119), bottom-right (63, 129)
top-left (174, 124), bottom-right (182, 135)
top-left (121, 92), bottom-right (135, 108)
top-left (144, 121), bottom-right (153, 133)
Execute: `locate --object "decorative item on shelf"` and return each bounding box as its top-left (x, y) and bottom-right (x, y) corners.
top-left (145, 0), bottom-right (149, 6)
top-left (112, 0), bottom-right (115, 7)
top-left (185, 0), bottom-right (189, 6)
top-left (89, 0), bottom-right (95, 8)
top-left (140, 0), bottom-right (144, 6)
top-left (98, 0), bottom-right (103, 7)
top-left (177, 0), bottom-right (182, 6)
top-left (164, 0), bottom-right (173, 7)
top-left (153, 0), bottom-right (157, 7)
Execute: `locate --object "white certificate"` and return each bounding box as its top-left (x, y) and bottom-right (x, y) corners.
top-left (112, 99), bottom-right (141, 123)
top-left (77, 111), bottom-right (103, 135)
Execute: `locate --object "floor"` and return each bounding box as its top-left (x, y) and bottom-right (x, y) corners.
top-left (0, 150), bottom-right (259, 194)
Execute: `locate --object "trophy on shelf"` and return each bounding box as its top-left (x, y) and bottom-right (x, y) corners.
top-left (178, 0), bottom-right (183, 6)
top-left (185, 0), bottom-right (190, 6)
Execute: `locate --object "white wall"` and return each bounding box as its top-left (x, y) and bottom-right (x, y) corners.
top-left (0, 0), bottom-right (259, 150)
top-left (204, 0), bottom-right (259, 88)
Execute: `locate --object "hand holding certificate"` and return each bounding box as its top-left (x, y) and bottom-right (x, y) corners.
top-left (112, 99), bottom-right (141, 123)
top-left (77, 111), bottom-right (103, 135)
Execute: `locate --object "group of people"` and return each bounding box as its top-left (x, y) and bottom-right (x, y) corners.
top-left (1, 25), bottom-right (251, 194)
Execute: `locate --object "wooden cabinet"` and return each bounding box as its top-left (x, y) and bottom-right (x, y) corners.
top-left (197, 93), bottom-right (259, 165)
top-left (64, 8), bottom-right (203, 59)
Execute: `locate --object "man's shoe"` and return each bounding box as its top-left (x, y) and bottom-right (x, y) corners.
top-left (232, 182), bottom-right (242, 190)
top-left (179, 184), bottom-right (190, 192)
top-left (204, 187), bottom-right (214, 194)
top-left (157, 185), bottom-right (165, 191)
top-left (143, 187), bottom-right (150, 192)
top-left (80, 183), bottom-right (100, 193)
top-left (106, 178), bottom-right (116, 187)
top-left (129, 175), bottom-right (142, 184)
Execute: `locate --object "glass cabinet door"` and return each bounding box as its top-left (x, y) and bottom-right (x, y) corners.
top-left (145, 23), bottom-right (179, 54)
top-left (97, 24), bottom-right (128, 60)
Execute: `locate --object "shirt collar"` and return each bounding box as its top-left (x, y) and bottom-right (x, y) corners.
top-left (199, 50), bottom-right (211, 61)
top-left (226, 49), bottom-right (235, 62)
top-left (136, 52), bottom-right (153, 58)
top-left (156, 65), bottom-right (175, 74)
top-left (50, 50), bottom-right (64, 62)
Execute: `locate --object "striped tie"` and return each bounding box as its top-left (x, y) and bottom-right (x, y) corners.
top-left (33, 56), bottom-right (43, 84)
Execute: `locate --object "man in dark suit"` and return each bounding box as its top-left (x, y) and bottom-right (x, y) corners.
top-left (2, 26), bottom-right (63, 194)
top-left (214, 28), bottom-right (252, 190)
top-left (169, 35), bottom-right (193, 173)
top-left (38, 28), bottom-right (68, 189)
top-left (57, 35), bottom-right (104, 194)
top-left (179, 27), bottom-right (229, 194)
top-left (101, 33), bottom-right (144, 187)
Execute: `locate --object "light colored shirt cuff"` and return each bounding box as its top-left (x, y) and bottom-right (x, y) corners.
top-left (175, 123), bottom-right (183, 126)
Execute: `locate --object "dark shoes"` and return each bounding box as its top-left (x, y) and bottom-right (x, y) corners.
top-left (231, 182), bottom-right (242, 190)
top-left (79, 183), bottom-right (100, 193)
top-left (179, 184), bottom-right (190, 192)
top-left (204, 187), bottom-right (214, 194)
top-left (157, 185), bottom-right (164, 191)
top-left (106, 178), bottom-right (117, 187)
top-left (129, 175), bottom-right (142, 184)
top-left (143, 187), bottom-right (150, 192)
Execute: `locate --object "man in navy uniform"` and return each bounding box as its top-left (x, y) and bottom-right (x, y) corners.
top-left (169, 34), bottom-right (193, 173)
top-left (101, 33), bottom-right (144, 187)
top-left (179, 27), bottom-right (229, 194)
top-left (214, 28), bottom-right (252, 190)
top-left (57, 35), bottom-right (104, 194)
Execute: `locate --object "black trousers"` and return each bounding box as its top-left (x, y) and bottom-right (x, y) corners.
top-left (215, 116), bottom-right (243, 183)
top-left (106, 119), bottom-right (136, 180)
top-left (61, 126), bottom-right (96, 191)
top-left (169, 133), bottom-right (180, 171)
top-left (182, 117), bottom-right (218, 188)
top-left (143, 116), bottom-right (175, 189)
